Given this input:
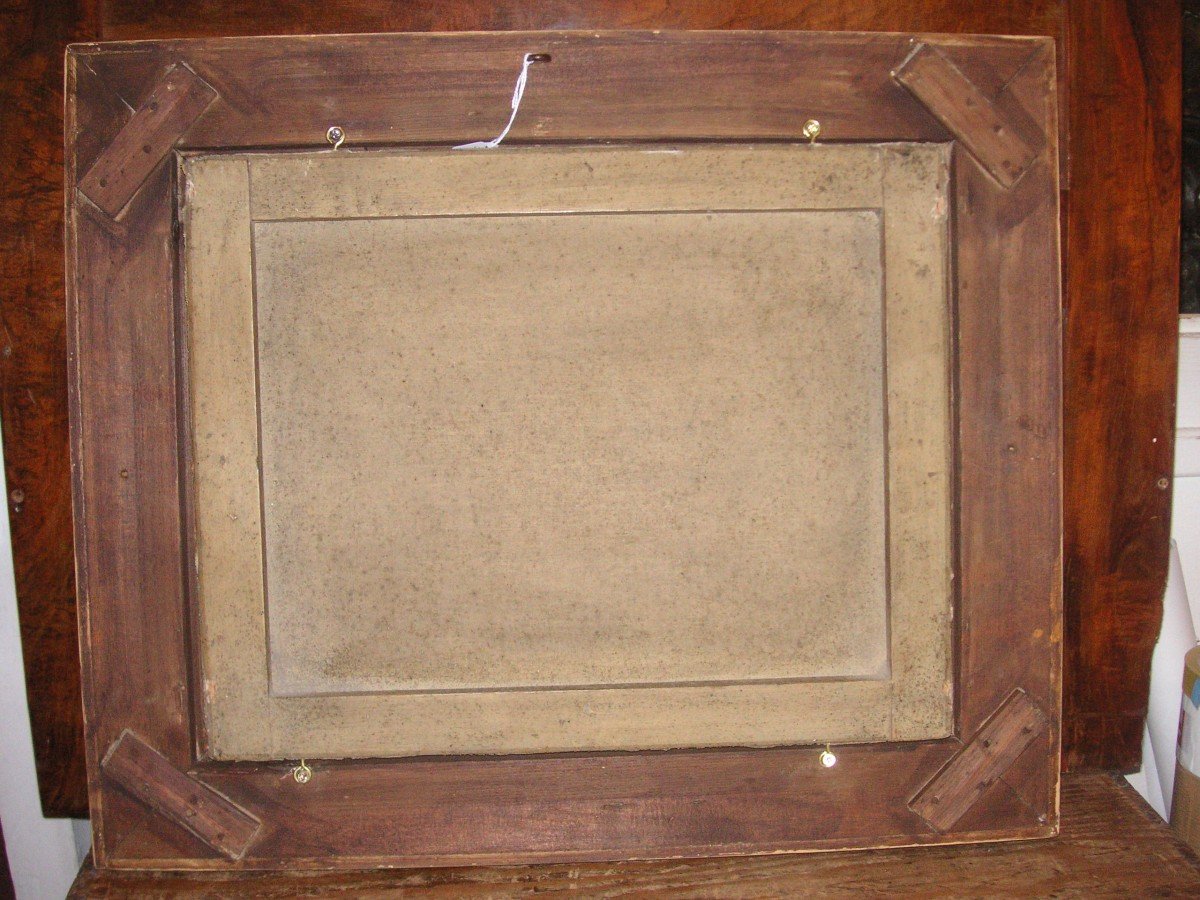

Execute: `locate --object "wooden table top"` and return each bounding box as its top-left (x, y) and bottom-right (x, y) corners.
top-left (69, 773), bottom-right (1200, 897)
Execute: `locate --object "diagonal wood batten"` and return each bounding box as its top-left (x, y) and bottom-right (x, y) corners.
top-left (910, 691), bottom-right (1050, 832)
top-left (100, 731), bottom-right (261, 860)
top-left (892, 42), bottom-right (1044, 189)
top-left (78, 63), bottom-right (216, 218)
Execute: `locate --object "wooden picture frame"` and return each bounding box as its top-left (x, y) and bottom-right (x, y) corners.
top-left (66, 30), bottom-right (1061, 869)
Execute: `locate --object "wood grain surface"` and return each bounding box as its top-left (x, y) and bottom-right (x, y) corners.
top-left (0, 0), bottom-right (1177, 822)
top-left (1061, 0), bottom-right (1183, 771)
top-left (893, 42), bottom-right (1043, 188)
top-left (0, 0), bottom-right (99, 819)
top-left (78, 64), bottom-right (216, 218)
top-left (909, 690), bottom-right (1049, 832)
top-left (67, 774), bottom-right (1200, 897)
top-left (99, 732), bottom-right (261, 860)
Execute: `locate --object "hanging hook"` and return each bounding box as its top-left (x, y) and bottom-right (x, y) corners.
top-left (292, 759), bottom-right (313, 783)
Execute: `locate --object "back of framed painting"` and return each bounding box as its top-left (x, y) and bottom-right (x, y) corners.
top-left (67, 31), bottom-right (1060, 869)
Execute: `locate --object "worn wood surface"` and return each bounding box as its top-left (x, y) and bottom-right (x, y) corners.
top-left (1061, 0), bottom-right (1183, 771)
top-left (67, 774), bottom-right (1200, 897)
top-left (66, 29), bottom-right (1059, 868)
top-left (100, 731), bottom-right (262, 860)
top-left (115, 742), bottom-right (1052, 869)
top-left (74, 34), bottom-right (1034, 151)
top-left (892, 41), bottom-right (1043, 188)
top-left (0, 0), bottom-right (1174, 822)
top-left (949, 44), bottom-right (1062, 823)
top-left (0, 0), bottom-right (98, 818)
top-left (95, 1), bottom-right (1062, 40)
top-left (78, 64), bottom-right (216, 218)
top-left (910, 690), bottom-right (1049, 832)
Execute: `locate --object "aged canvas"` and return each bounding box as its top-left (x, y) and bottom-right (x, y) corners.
top-left (182, 143), bottom-right (954, 759)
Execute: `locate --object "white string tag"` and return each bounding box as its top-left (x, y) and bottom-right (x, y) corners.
top-left (454, 53), bottom-right (540, 150)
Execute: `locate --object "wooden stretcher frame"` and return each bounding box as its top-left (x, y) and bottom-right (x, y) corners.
top-left (66, 30), bottom-right (1061, 870)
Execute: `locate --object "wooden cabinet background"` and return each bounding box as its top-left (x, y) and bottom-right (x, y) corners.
top-left (0, 0), bottom-right (1180, 818)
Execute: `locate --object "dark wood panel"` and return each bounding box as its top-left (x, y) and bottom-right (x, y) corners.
top-left (948, 39), bottom-right (1062, 818)
top-left (76, 32), bottom-right (1026, 149)
top-left (69, 156), bottom-right (194, 858)
top-left (0, 0), bottom-right (99, 819)
top-left (99, 1), bottom-right (1062, 39)
top-left (67, 774), bottom-right (1200, 896)
top-left (1061, 0), bottom-right (1182, 770)
top-left (175, 743), bottom-right (1043, 868)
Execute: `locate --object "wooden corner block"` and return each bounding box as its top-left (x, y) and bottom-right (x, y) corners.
top-left (892, 42), bottom-right (1043, 189)
top-left (909, 690), bottom-right (1049, 832)
top-left (101, 730), bottom-right (261, 860)
top-left (78, 63), bottom-right (217, 219)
